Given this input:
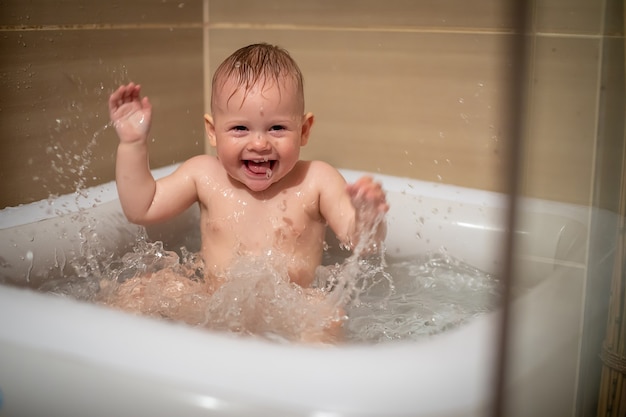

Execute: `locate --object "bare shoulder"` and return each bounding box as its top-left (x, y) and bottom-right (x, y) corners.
top-left (303, 160), bottom-right (347, 187)
top-left (182, 154), bottom-right (219, 168)
top-left (175, 154), bottom-right (221, 176)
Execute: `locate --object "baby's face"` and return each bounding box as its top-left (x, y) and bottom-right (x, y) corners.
top-left (208, 77), bottom-right (311, 193)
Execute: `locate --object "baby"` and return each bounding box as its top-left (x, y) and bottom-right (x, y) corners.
top-left (107, 43), bottom-right (388, 341)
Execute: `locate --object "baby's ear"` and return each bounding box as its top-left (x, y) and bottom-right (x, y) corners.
top-left (204, 114), bottom-right (217, 147)
top-left (300, 112), bottom-right (314, 146)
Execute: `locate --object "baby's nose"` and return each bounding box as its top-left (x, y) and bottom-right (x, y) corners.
top-left (248, 133), bottom-right (271, 151)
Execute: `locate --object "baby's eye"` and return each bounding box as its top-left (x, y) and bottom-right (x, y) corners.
top-left (269, 125), bottom-right (286, 131)
top-left (232, 125), bottom-right (248, 131)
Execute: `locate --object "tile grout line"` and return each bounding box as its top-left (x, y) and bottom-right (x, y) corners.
top-left (0, 22), bottom-right (621, 40)
top-left (0, 22), bottom-right (512, 34)
top-left (210, 22), bottom-right (517, 35)
top-left (0, 23), bottom-right (206, 31)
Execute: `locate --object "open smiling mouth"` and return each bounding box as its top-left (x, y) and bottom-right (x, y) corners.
top-left (243, 159), bottom-right (277, 176)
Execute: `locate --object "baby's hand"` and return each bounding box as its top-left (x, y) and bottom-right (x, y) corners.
top-left (108, 82), bottom-right (152, 143)
top-left (346, 176), bottom-right (389, 234)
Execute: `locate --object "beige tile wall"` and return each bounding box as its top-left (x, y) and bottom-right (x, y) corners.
top-left (522, 36), bottom-right (601, 204)
top-left (593, 35), bottom-right (625, 213)
top-left (0, 0), bottom-right (205, 208)
top-left (0, 0), bottom-right (621, 209)
top-left (521, 0), bottom-right (624, 206)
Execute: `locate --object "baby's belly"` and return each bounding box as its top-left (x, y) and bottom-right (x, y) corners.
top-left (201, 244), bottom-right (322, 288)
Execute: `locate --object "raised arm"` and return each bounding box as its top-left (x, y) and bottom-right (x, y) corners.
top-left (109, 83), bottom-right (197, 224)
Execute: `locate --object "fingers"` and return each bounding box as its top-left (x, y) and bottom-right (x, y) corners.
top-left (108, 85), bottom-right (124, 113)
top-left (141, 96), bottom-right (152, 112)
top-left (108, 82), bottom-right (144, 113)
top-left (346, 176), bottom-right (389, 213)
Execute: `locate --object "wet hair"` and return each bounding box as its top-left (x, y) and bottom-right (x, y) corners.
top-left (211, 43), bottom-right (305, 112)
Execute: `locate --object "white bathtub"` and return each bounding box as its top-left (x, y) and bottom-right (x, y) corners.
top-left (0, 166), bottom-right (592, 417)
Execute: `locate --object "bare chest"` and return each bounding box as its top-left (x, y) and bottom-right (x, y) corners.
top-left (200, 187), bottom-right (325, 254)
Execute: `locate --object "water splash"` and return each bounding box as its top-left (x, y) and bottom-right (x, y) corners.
top-left (32, 227), bottom-right (498, 345)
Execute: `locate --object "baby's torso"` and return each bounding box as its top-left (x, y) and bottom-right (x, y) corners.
top-left (196, 162), bottom-right (328, 287)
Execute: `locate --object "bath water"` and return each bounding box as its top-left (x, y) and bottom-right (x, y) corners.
top-left (31, 227), bottom-right (500, 344)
